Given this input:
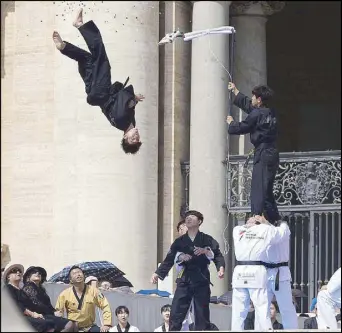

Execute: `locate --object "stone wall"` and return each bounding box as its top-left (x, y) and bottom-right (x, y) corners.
top-left (1, 1), bottom-right (159, 291)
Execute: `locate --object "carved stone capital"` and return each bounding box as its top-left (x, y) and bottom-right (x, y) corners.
top-left (231, 1), bottom-right (285, 16)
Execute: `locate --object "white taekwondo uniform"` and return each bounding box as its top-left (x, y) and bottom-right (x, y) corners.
top-left (317, 267), bottom-right (341, 329)
top-left (231, 221), bottom-right (290, 331)
top-left (265, 226), bottom-right (298, 329)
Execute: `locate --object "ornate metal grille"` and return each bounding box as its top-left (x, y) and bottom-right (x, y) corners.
top-left (225, 150), bottom-right (341, 211)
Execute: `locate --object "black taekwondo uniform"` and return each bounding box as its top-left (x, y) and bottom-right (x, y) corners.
top-left (228, 92), bottom-right (280, 224)
top-left (59, 20), bottom-right (136, 132)
top-left (155, 231), bottom-right (225, 331)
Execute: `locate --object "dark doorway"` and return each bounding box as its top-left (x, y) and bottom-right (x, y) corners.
top-left (267, 1), bottom-right (341, 152)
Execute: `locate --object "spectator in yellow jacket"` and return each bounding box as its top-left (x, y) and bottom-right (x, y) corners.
top-left (55, 266), bottom-right (112, 332)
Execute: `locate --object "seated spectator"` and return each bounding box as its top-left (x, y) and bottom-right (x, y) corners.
top-left (304, 298), bottom-right (318, 329)
top-left (21, 266), bottom-right (77, 332)
top-left (99, 281), bottom-right (112, 291)
top-left (85, 276), bottom-right (99, 289)
top-left (189, 322), bottom-right (219, 331)
top-left (111, 286), bottom-right (133, 294)
top-left (109, 306), bottom-right (140, 332)
top-left (3, 263), bottom-right (55, 332)
top-left (55, 266), bottom-right (112, 332)
top-left (154, 304), bottom-right (171, 332)
top-left (270, 301), bottom-right (283, 330)
top-left (244, 301), bottom-right (255, 330)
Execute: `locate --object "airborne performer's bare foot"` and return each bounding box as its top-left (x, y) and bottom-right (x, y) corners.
top-left (73, 8), bottom-right (84, 28)
top-left (52, 31), bottom-right (66, 50)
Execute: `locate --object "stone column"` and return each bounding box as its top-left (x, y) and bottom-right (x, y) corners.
top-left (158, 0), bottom-right (192, 293)
top-left (230, 1), bottom-right (285, 154)
top-left (189, 1), bottom-right (231, 296)
top-left (1, 1), bottom-right (159, 291)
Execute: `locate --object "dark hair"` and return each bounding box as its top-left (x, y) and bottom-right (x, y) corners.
top-left (251, 85), bottom-right (274, 107)
top-left (271, 301), bottom-right (280, 313)
top-left (115, 305), bottom-right (129, 316)
top-left (185, 210), bottom-right (204, 224)
top-left (68, 265), bottom-right (84, 278)
top-left (176, 220), bottom-right (185, 232)
top-left (161, 304), bottom-right (172, 313)
top-left (121, 138), bottom-right (142, 154)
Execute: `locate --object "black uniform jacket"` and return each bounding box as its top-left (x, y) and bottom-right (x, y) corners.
top-left (101, 83), bottom-right (136, 132)
top-left (155, 231), bottom-right (225, 285)
top-left (228, 92), bottom-right (278, 149)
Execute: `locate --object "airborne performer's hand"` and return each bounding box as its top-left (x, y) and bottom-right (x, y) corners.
top-left (135, 94), bottom-right (145, 102)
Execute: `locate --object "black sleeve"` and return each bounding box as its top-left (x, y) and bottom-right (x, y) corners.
top-left (228, 111), bottom-right (259, 135)
top-left (233, 92), bottom-right (253, 114)
top-left (21, 285), bottom-right (55, 315)
top-left (155, 240), bottom-right (180, 280)
top-left (209, 237), bottom-right (226, 271)
top-left (6, 285), bottom-right (26, 313)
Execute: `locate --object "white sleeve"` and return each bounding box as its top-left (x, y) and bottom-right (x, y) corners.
top-left (327, 267), bottom-right (341, 294)
top-left (268, 222), bottom-right (291, 245)
top-left (174, 252), bottom-right (183, 264)
top-left (232, 226), bottom-right (243, 241)
top-left (205, 247), bottom-right (215, 261)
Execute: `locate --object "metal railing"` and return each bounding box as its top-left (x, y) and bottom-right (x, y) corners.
top-left (223, 150), bottom-right (341, 212)
top-left (181, 150), bottom-right (341, 313)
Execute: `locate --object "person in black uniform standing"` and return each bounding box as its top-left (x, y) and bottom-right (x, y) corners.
top-left (227, 82), bottom-right (280, 224)
top-left (52, 8), bottom-right (144, 154)
top-left (150, 210), bottom-right (225, 331)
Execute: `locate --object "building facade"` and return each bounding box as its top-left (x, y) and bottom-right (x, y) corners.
top-left (2, 1), bottom-right (341, 301)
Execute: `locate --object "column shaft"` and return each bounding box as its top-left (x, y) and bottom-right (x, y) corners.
top-left (189, 0), bottom-right (231, 296)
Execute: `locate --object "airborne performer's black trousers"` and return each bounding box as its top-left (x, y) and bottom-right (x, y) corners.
top-left (60, 20), bottom-right (112, 107)
top-left (251, 145), bottom-right (280, 224)
top-left (170, 282), bottom-right (211, 331)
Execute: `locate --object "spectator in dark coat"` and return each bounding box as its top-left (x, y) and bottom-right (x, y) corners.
top-left (244, 301), bottom-right (255, 330)
top-left (21, 266), bottom-right (77, 332)
top-left (270, 301), bottom-right (284, 330)
top-left (3, 264), bottom-right (56, 332)
top-left (304, 298), bottom-right (318, 329)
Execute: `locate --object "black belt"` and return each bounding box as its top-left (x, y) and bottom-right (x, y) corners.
top-left (236, 261), bottom-right (288, 291)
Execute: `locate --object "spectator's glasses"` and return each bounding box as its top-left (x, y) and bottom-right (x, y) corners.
top-left (9, 269), bottom-right (22, 275)
top-left (31, 270), bottom-right (42, 276)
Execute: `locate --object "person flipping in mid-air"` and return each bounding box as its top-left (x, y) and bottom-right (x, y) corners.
top-left (52, 8), bottom-right (144, 154)
top-left (227, 82), bottom-right (280, 224)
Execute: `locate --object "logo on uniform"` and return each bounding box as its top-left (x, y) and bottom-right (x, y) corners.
top-left (239, 230), bottom-right (246, 241)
